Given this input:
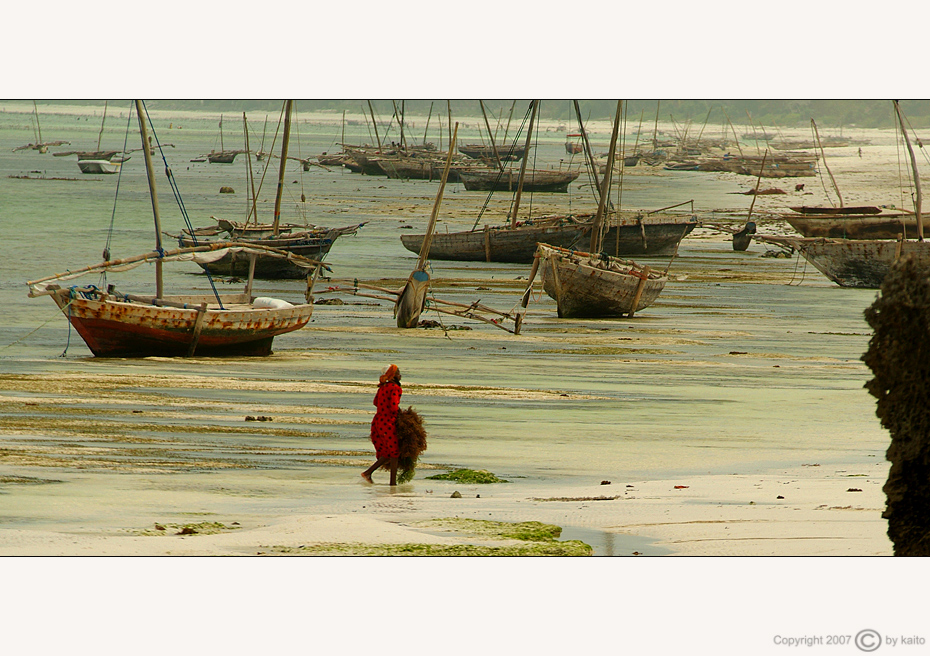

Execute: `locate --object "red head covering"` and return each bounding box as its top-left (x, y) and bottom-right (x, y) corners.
top-left (379, 364), bottom-right (400, 385)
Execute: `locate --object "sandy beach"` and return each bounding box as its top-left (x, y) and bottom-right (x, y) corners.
top-left (0, 461), bottom-right (891, 556)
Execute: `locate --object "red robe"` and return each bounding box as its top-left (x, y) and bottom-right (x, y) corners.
top-left (370, 381), bottom-right (402, 458)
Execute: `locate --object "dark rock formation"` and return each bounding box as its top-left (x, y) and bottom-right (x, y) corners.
top-left (862, 255), bottom-right (930, 555)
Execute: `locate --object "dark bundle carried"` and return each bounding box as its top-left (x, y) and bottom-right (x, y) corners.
top-left (392, 406), bottom-right (428, 484)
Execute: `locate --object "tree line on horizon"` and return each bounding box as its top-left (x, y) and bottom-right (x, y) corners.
top-left (30, 99), bottom-right (930, 129)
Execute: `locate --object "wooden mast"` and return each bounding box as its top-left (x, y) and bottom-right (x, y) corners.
top-left (811, 118), bottom-right (843, 208)
top-left (367, 101), bottom-right (382, 150)
top-left (480, 100), bottom-right (504, 171)
top-left (243, 112), bottom-right (259, 225)
top-left (894, 100), bottom-right (923, 240)
top-left (510, 100), bottom-right (538, 229)
top-left (573, 100), bottom-right (602, 201)
top-left (589, 100), bottom-right (622, 253)
top-left (219, 114), bottom-right (224, 152)
top-left (272, 100), bottom-right (293, 236)
top-left (134, 100), bottom-right (164, 299)
top-left (33, 100), bottom-right (43, 145)
top-left (423, 102), bottom-right (433, 147)
top-left (395, 123), bottom-right (459, 328)
top-left (651, 100), bottom-right (660, 153)
top-left (417, 123), bottom-right (459, 272)
top-left (96, 101), bottom-right (108, 152)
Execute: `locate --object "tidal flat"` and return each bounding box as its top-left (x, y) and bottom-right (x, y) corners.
top-left (0, 102), bottom-right (898, 556)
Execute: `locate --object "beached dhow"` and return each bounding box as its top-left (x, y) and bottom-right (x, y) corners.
top-left (177, 103), bottom-right (363, 279)
top-left (756, 101), bottom-right (926, 289)
top-left (27, 100), bottom-right (316, 357)
top-left (521, 101), bottom-right (668, 319)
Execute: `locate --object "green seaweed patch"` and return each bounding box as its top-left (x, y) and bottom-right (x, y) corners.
top-left (425, 469), bottom-right (509, 484)
top-left (417, 518), bottom-right (562, 541)
top-left (134, 521), bottom-right (241, 536)
top-left (261, 541), bottom-right (592, 556)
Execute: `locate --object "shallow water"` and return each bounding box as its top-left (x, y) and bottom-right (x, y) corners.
top-left (0, 102), bottom-right (901, 544)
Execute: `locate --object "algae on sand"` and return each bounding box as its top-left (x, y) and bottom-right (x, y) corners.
top-left (425, 468), bottom-right (509, 483)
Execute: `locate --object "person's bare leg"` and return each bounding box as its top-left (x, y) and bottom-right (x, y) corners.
top-left (389, 457), bottom-right (398, 486)
top-left (362, 457), bottom-right (387, 483)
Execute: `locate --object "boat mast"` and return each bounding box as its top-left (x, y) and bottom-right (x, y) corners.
top-left (423, 102), bottom-right (433, 146)
top-left (96, 101), bottom-right (108, 152)
top-left (651, 100), bottom-right (660, 153)
top-left (480, 100), bottom-right (504, 171)
top-left (243, 112), bottom-right (259, 224)
top-left (33, 100), bottom-right (43, 145)
top-left (417, 124), bottom-right (459, 272)
top-left (367, 101), bottom-right (382, 150)
top-left (510, 100), bottom-right (539, 229)
top-left (590, 100), bottom-right (622, 253)
top-left (134, 100), bottom-right (164, 299)
top-left (894, 100), bottom-right (923, 241)
top-left (272, 100), bottom-right (293, 236)
top-left (220, 114), bottom-right (225, 152)
top-left (573, 100), bottom-right (602, 201)
top-left (811, 118), bottom-right (843, 208)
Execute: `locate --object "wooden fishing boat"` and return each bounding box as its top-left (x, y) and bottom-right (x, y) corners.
top-left (207, 150), bottom-right (244, 163)
top-left (400, 212), bottom-right (696, 263)
top-left (535, 244), bottom-right (668, 317)
top-left (756, 102), bottom-right (927, 289)
top-left (782, 207), bottom-right (917, 239)
top-left (458, 168), bottom-right (580, 193)
top-left (26, 101), bottom-right (316, 358)
top-left (180, 104), bottom-right (363, 279)
top-left (317, 152), bottom-right (362, 172)
top-left (400, 100), bottom-right (695, 264)
top-left (177, 222), bottom-right (362, 278)
top-left (77, 157), bottom-right (128, 174)
top-left (698, 152), bottom-right (818, 178)
top-left (757, 236), bottom-right (930, 288)
top-left (459, 143), bottom-right (526, 161)
top-left (520, 102), bottom-right (669, 319)
top-left (12, 101), bottom-right (70, 153)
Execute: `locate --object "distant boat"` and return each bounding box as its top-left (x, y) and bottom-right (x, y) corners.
top-left (757, 101), bottom-right (927, 289)
top-left (178, 105), bottom-right (363, 279)
top-left (459, 143), bottom-right (526, 161)
top-left (782, 206), bottom-right (917, 240)
top-left (458, 168), bottom-right (580, 193)
top-left (522, 101), bottom-right (669, 319)
top-left (27, 100), bottom-right (315, 358)
top-left (77, 156), bottom-right (129, 174)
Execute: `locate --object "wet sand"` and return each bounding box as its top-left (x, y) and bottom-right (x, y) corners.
top-left (0, 104), bottom-right (903, 557)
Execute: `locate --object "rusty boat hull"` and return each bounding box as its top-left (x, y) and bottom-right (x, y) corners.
top-left (48, 288), bottom-right (312, 357)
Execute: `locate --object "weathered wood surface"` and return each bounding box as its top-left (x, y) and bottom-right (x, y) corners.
top-left (400, 214), bottom-right (696, 263)
top-left (458, 143), bottom-right (526, 161)
top-left (762, 236), bottom-right (930, 288)
top-left (46, 286), bottom-right (312, 357)
top-left (784, 212), bottom-right (918, 240)
top-left (536, 244), bottom-right (667, 318)
top-left (177, 224), bottom-right (361, 279)
top-left (459, 168), bottom-right (580, 193)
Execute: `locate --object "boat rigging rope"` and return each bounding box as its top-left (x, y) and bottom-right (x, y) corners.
top-left (141, 100), bottom-right (224, 309)
top-left (471, 102), bottom-right (534, 231)
top-left (0, 299), bottom-right (75, 353)
top-left (102, 103), bottom-right (135, 275)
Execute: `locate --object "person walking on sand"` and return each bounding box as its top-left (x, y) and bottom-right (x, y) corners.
top-left (362, 364), bottom-right (402, 485)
